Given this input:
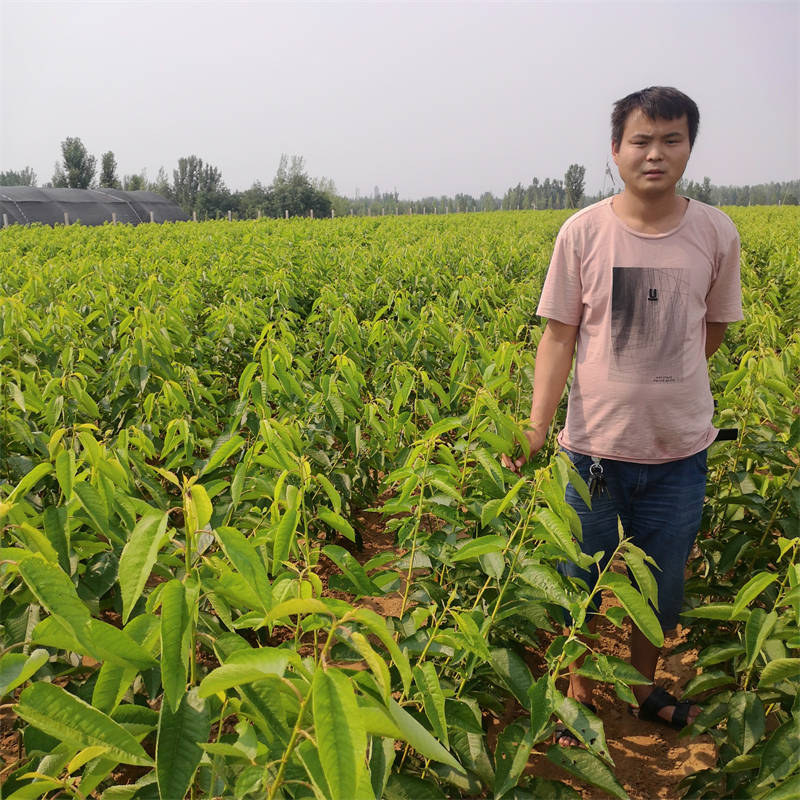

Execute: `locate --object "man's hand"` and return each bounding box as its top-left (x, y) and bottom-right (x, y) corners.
top-left (501, 427), bottom-right (548, 474)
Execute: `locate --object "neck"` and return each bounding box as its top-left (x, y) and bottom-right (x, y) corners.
top-left (612, 190), bottom-right (688, 233)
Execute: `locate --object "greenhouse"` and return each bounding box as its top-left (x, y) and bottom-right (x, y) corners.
top-left (0, 186), bottom-right (188, 227)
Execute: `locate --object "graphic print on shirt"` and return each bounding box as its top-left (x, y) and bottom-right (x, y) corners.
top-left (609, 267), bottom-right (688, 384)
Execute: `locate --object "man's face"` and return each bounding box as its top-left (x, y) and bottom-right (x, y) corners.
top-left (611, 109), bottom-right (692, 198)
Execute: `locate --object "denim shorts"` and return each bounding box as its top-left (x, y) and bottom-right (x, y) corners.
top-left (559, 448), bottom-right (708, 631)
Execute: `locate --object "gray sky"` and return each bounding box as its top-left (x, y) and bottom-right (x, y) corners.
top-left (1, 0), bottom-right (798, 199)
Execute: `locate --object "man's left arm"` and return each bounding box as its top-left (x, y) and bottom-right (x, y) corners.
top-left (706, 321), bottom-right (728, 359)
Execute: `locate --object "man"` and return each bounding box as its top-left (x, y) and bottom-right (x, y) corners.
top-left (504, 87), bottom-right (742, 743)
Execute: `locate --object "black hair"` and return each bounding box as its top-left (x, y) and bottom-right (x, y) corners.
top-left (611, 87), bottom-right (700, 149)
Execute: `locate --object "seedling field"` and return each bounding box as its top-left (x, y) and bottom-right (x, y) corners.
top-left (0, 208), bottom-right (798, 799)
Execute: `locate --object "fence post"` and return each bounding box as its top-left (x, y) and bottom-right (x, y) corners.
top-left (64, 212), bottom-right (70, 225)
top-left (257, 209), bottom-right (262, 219)
top-left (150, 211), bottom-right (155, 223)
top-left (285, 210), bottom-right (289, 219)
top-left (228, 210), bottom-right (232, 221)
top-left (2, 213), bottom-right (9, 228)
top-left (112, 212), bottom-right (117, 225)
top-left (331, 208), bottom-right (335, 218)
top-left (193, 210), bottom-right (198, 222)
top-left (310, 209), bottom-right (314, 219)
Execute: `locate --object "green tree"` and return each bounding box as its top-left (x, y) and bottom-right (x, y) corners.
top-left (147, 167), bottom-right (171, 199)
top-left (99, 151), bottom-right (121, 188)
top-left (564, 163), bottom-right (586, 207)
top-left (123, 172), bottom-right (147, 191)
top-left (0, 166), bottom-right (37, 186)
top-left (270, 155), bottom-right (331, 218)
top-left (172, 155), bottom-right (230, 217)
top-left (52, 137), bottom-right (96, 188)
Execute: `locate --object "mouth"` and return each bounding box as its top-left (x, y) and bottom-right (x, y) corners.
top-left (643, 170), bottom-right (665, 177)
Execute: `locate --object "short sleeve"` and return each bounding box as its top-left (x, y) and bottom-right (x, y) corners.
top-left (536, 221), bottom-right (584, 325)
top-left (705, 222), bottom-right (743, 322)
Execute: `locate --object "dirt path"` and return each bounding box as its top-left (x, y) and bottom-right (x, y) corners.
top-left (348, 508), bottom-right (715, 799)
top-left (529, 618), bottom-right (716, 799)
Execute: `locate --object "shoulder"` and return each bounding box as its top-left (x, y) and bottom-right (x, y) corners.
top-left (685, 199), bottom-right (740, 244)
top-left (558, 197), bottom-right (613, 235)
top-left (554, 198), bottom-right (614, 249)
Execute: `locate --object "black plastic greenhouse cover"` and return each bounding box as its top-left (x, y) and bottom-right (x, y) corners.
top-left (0, 187), bottom-right (189, 227)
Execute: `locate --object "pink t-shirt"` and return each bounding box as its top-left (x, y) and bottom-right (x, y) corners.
top-left (537, 197), bottom-right (742, 463)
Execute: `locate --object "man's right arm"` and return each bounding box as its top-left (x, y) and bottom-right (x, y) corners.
top-left (505, 318), bottom-right (579, 472)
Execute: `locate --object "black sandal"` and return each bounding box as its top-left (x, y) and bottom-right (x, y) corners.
top-left (554, 701), bottom-right (597, 747)
top-left (631, 686), bottom-right (696, 730)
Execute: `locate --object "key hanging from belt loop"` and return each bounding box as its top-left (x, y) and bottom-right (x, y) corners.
top-left (588, 457), bottom-right (607, 498)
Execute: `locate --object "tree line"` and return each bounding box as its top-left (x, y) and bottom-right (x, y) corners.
top-left (1, 137), bottom-right (797, 219)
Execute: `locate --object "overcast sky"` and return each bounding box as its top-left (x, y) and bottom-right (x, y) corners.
top-left (1, 1), bottom-right (797, 199)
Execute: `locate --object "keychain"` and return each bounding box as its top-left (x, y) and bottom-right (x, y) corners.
top-left (588, 457), bottom-right (607, 497)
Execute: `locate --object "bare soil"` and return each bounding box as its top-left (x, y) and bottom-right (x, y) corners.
top-left (344, 507), bottom-right (715, 800)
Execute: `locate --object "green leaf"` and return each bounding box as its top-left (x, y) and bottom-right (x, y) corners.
top-left (493, 722), bottom-right (534, 800)
top-left (696, 642), bottom-right (745, 668)
top-left (422, 416), bottom-right (462, 441)
top-left (758, 658), bottom-right (800, 687)
top-left (313, 668), bottom-right (366, 800)
top-left (528, 675), bottom-right (555, 743)
top-left (556, 697), bottom-right (611, 761)
top-left (199, 433), bottom-right (244, 477)
top-left (727, 692), bottom-right (765, 755)
top-left (353, 607), bottom-right (412, 695)
top-left (621, 546), bottom-right (658, 609)
top-left (5, 462), bottom-right (53, 504)
top-left (383, 773), bottom-right (446, 800)
top-left (317, 506), bottom-right (357, 543)
top-left (386, 698), bottom-right (465, 773)
top-left (475, 447), bottom-right (506, 493)
top-left (160, 579), bottom-right (189, 713)
top-left (73, 481), bottom-right (109, 534)
top-left (536, 508), bottom-right (580, 562)
top-left (88, 618), bottom-right (158, 670)
top-left (683, 670), bottom-right (736, 698)
top-left (156, 687), bottom-right (209, 800)
top-left (546, 745), bottom-right (627, 799)
top-left (323, 544), bottom-right (381, 596)
top-left (451, 534), bottom-right (507, 563)
top-left (350, 631), bottom-right (392, 702)
top-left (14, 682), bottom-right (152, 767)
top-left (682, 603), bottom-right (748, 621)
top-left (315, 473), bottom-right (341, 514)
top-left (414, 661), bottom-right (449, 747)
top-left (265, 598), bottom-right (335, 625)
top-left (198, 648), bottom-right (290, 697)
top-left (92, 615), bottom-right (159, 714)
top-left (187, 483), bottom-right (213, 531)
top-left (745, 608), bottom-right (778, 670)
top-left (18, 555), bottom-right (93, 651)
top-left (600, 572), bottom-right (664, 648)
top-left (490, 648), bottom-right (533, 710)
top-left (43, 505), bottom-right (70, 572)
top-left (118, 511), bottom-right (169, 624)
top-left (215, 526), bottom-right (271, 612)
top-left (0, 649), bottom-right (49, 697)
top-left (730, 572), bottom-right (778, 618)
top-left (55, 449), bottom-right (74, 500)
top-left (760, 775), bottom-right (800, 800)
top-left (757, 719), bottom-right (800, 788)
top-left (271, 507), bottom-right (299, 575)
top-left (519, 563), bottom-right (572, 609)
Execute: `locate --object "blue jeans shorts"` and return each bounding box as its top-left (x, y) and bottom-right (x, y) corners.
top-left (559, 448), bottom-right (708, 631)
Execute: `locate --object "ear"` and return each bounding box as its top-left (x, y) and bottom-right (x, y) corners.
top-left (611, 141), bottom-right (620, 165)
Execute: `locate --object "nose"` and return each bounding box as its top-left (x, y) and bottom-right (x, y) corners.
top-left (646, 144), bottom-right (663, 161)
